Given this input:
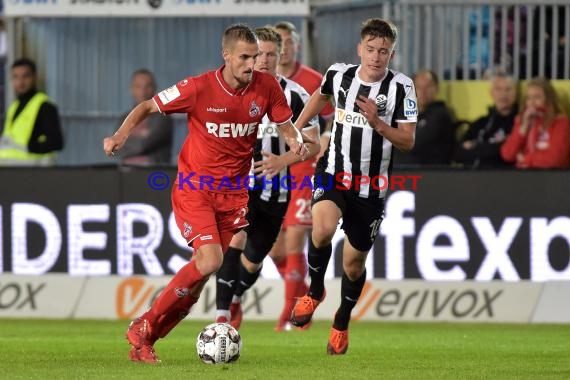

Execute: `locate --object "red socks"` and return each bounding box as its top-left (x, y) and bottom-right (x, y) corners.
top-left (144, 260), bottom-right (205, 340)
top-left (273, 257), bottom-right (287, 279)
top-left (279, 253), bottom-right (308, 322)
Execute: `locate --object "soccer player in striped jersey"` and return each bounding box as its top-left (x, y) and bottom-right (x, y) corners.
top-left (214, 26), bottom-right (320, 328)
top-left (289, 19), bottom-right (418, 354)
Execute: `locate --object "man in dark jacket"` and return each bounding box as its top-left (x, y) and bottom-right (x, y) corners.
top-left (393, 69), bottom-right (454, 167)
top-left (119, 69), bottom-right (173, 166)
top-left (454, 74), bottom-right (517, 168)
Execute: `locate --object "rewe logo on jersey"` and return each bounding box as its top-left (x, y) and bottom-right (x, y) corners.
top-left (205, 122), bottom-right (258, 138)
top-left (336, 108), bottom-right (370, 128)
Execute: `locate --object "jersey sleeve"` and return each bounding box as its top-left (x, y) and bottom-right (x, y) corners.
top-left (320, 64), bottom-right (337, 97)
top-left (290, 83), bottom-right (319, 130)
top-left (153, 77), bottom-right (196, 115)
top-left (268, 78), bottom-right (293, 125)
top-left (394, 74), bottom-right (418, 123)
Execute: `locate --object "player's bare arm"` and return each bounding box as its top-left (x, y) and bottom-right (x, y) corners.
top-left (103, 99), bottom-right (159, 157)
top-left (294, 90), bottom-right (332, 132)
top-left (254, 125), bottom-right (320, 178)
top-left (277, 120), bottom-right (316, 158)
top-left (355, 94), bottom-right (416, 152)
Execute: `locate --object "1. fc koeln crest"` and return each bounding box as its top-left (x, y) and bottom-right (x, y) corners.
top-left (249, 101), bottom-right (261, 117)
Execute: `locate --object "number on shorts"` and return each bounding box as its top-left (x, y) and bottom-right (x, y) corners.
top-left (369, 218), bottom-right (383, 242)
top-left (295, 198), bottom-right (312, 221)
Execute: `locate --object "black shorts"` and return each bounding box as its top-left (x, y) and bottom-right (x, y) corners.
top-left (243, 189), bottom-right (288, 264)
top-left (312, 173), bottom-right (384, 252)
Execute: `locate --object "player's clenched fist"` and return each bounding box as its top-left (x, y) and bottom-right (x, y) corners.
top-left (103, 133), bottom-right (126, 157)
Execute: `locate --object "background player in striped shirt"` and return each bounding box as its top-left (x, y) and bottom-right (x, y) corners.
top-left (214, 26), bottom-right (320, 329)
top-left (269, 21), bottom-right (336, 332)
top-left (103, 24), bottom-right (314, 364)
top-left (289, 18), bottom-right (418, 354)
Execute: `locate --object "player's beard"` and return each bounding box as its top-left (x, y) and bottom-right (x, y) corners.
top-left (237, 71), bottom-right (253, 87)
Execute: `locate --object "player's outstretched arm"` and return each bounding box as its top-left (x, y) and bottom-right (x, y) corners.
top-left (254, 125), bottom-right (320, 178)
top-left (295, 91), bottom-right (332, 132)
top-left (277, 120), bottom-right (317, 158)
top-left (103, 99), bottom-right (159, 157)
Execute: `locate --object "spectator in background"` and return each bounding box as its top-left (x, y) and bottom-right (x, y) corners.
top-left (393, 69), bottom-right (454, 167)
top-left (0, 58), bottom-right (63, 166)
top-left (119, 69), bottom-right (173, 165)
top-left (454, 73), bottom-right (518, 168)
top-left (501, 77), bottom-right (570, 168)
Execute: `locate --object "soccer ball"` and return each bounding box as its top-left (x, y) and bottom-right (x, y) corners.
top-left (196, 322), bottom-right (242, 364)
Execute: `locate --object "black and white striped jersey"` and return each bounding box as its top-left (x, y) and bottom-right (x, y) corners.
top-left (317, 63), bottom-right (417, 199)
top-left (253, 75), bottom-right (318, 203)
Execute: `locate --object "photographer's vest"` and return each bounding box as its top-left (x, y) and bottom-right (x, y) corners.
top-left (0, 92), bottom-right (56, 165)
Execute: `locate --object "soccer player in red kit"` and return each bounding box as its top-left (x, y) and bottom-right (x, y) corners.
top-left (103, 24), bottom-right (314, 364)
top-left (269, 21), bottom-right (335, 331)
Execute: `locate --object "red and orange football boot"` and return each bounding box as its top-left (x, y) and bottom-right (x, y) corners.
top-left (326, 327), bottom-right (349, 355)
top-left (290, 291), bottom-right (325, 327)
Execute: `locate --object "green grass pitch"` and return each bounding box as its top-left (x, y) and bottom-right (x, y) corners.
top-left (1, 319), bottom-right (569, 379)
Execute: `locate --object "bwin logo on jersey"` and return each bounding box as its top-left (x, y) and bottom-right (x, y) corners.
top-left (376, 94), bottom-right (387, 116)
top-left (404, 98), bottom-right (418, 118)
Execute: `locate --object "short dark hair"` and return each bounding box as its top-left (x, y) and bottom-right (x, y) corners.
top-left (11, 58), bottom-right (37, 75)
top-left (255, 26), bottom-right (283, 53)
top-left (361, 18), bottom-right (398, 44)
top-left (222, 24), bottom-right (258, 49)
top-left (131, 68), bottom-right (156, 88)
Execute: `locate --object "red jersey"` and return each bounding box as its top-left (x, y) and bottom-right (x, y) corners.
top-left (501, 114), bottom-right (570, 168)
top-left (288, 62), bottom-right (334, 118)
top-left (154, 66), bottom-right (292, 192)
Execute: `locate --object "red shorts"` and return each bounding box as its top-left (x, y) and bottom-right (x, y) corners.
top-left (283, 158), bottom-right (316, 228)
top-left (172, 187), bottom-right (249, 250)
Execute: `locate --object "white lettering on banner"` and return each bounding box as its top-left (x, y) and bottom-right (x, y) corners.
top-left (116, 204), bottom-right (164, 276)
top-left (2, 200), bottom-right (569, 280)
top-left (380, 191), bottom-right (415, 280)
top-left (379, 191), bottom-right (570, 281)
top-left (68, 205), bottom-right (111, 276)
top-left (4, 0), bottom-right (310, 16)
top-left (473, 217), bottom-right (522, 280)
top-left (167, 212), bottom-right (191, 273)
top-left (205, 122), bottom-right (257, 138)
top-left (12, 203), bottom-right (62, 275)
top-left (0, 282), bottom-right (45, 310)
top-left (530, 217), bottom-right (570, 281)
top-left (416, 216), bottom-right (469, 280)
